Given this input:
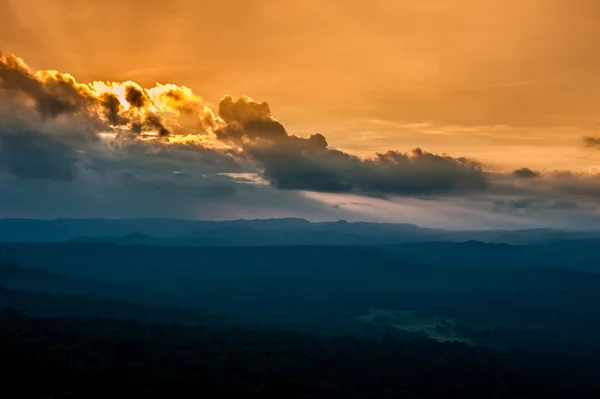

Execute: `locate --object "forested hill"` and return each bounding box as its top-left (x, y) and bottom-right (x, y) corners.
top-left (2, 309), bottom-right (600, 399)
top-left (2, 240), bottom-right (600, 274)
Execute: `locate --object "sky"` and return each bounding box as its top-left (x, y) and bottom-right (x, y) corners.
top-left (1, 0), bottom-right (600, 228)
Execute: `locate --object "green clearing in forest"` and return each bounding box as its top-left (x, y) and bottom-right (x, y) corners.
top-left (355, 309), bottom-right (486, 343)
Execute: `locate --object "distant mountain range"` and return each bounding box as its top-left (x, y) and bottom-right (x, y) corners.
top-left (0, 218), bottom-right (599, 245)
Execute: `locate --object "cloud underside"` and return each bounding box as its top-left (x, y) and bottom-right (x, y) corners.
top-left (216, 96), bottom-right (487, 196)
top-left (0, 50), bottom-right (599, 227)
top-left (583, 136), bottom-right (600, 149)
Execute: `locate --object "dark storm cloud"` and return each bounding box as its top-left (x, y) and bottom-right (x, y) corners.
top-left (216, 96), bottom-right (487, 196)
top-left (90, 139), bottom-right (243, 178)
top-left (0, 124), bottom-right (79, 180)
top-left (0, 124), bottom-right (338, 221)
top-left (109, 171), bottom-right (239, 203)
top-left (512, 167), bottom-right (540, 179)
top-left (251, 145), bottom-right (487, 195)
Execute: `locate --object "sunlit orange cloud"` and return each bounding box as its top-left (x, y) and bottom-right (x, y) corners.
top-left (0, 51), bottom-right (237, 152)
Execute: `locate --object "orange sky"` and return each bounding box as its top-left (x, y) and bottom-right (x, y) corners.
top-left (2, 0), bottom-right (600, 171)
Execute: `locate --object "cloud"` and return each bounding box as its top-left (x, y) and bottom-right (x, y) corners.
top-left (216, 95), bottom-right (288, 143)
top-left (255, 145), bottom-right (487, 196)
top-left (218, 95), bottom-right (272, 125)
top-left (140, 114), bottom-right (170, 137)
top-left (0, 52), bottom-right (346, 220)
top-left (487, 171), bottom-right (600, 220)
top-left (100, 93), bottom-right (127, 125)
top-left (507, 198), bottom-right (537, 209)
top-left (0, 49), bottom-right (599, 228)
top-left (512, 167), bottom-right (540, 179)
top-left (0, 123), bottom-right (79, 180)
top-left (551, 200), bottom-right (579, 210)
top-left (583, 136), bottom-right (600, 149)
top-left (125, 85), bottom-right (149, 108)
top-left (216, 96), bottom-right (487, 196)
top-left (0, 52), bottom-right (221, 140)
top-left (549, 173), bottom-right (600, 199)
top-left (0, 52), bottom-right (80, 118)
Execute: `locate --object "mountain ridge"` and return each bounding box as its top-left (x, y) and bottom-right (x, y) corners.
top-left (1, 217), bottom-right (600, 245)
